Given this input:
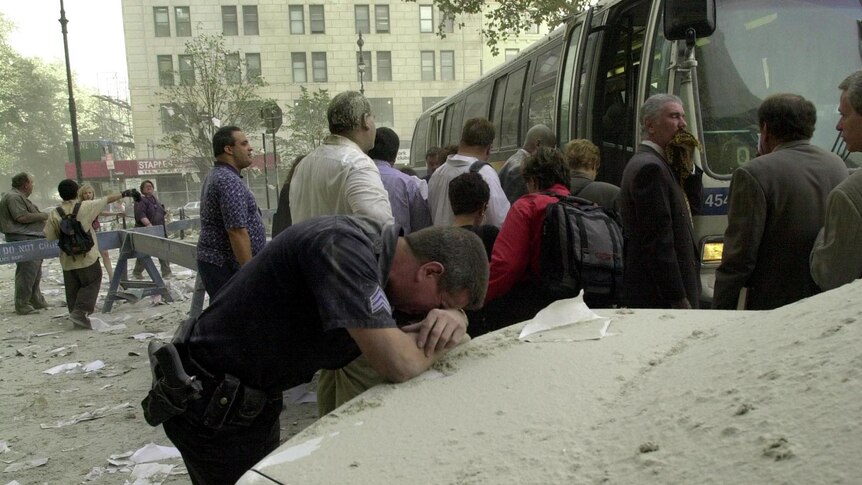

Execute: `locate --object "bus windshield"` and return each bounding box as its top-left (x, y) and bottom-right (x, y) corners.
top-left (696, 0), bottom-right (862, 175)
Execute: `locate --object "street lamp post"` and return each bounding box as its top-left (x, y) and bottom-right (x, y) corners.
top-left (59, 0), bottom-right (83, 183)
top-left (357, 32), bottom-right (366, 95)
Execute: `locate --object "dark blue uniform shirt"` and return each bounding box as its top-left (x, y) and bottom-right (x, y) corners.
top-left (185, 216), bottom-right (399, 391)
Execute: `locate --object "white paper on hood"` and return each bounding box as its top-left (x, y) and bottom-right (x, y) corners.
top-left (518, 292), bottom-right (612, 342)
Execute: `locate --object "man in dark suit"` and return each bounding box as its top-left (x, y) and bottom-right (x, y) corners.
top-left (619, 94), bottom-right (700, 309)
top-left (714, 94), bottom-right (847, 309)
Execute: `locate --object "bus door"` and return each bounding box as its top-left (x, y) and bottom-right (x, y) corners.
top-left (583, 0), bottom-right (652, 186)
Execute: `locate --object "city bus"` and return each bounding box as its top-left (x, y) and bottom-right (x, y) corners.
top-left (410, 0), bottom-right (862, 304)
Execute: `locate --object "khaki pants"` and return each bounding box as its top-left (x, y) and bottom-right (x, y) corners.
top-left (316, 355), bottom-right (385, 417)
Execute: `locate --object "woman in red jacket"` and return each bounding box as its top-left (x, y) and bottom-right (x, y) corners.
top-left (483, 146), bottom-right (571, 329)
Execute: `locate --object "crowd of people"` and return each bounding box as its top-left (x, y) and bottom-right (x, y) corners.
top-left (2, 70), bottom-right (861, 484)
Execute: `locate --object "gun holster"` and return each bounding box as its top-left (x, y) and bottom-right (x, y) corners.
top-left (141, 341), bottom-right (203, 426)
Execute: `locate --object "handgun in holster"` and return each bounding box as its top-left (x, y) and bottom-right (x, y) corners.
top-left (141, 340), bottom-right (204, 426)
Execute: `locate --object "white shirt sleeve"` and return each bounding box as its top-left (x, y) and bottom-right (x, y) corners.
top-left (345, 160), bottom-right (395, 225)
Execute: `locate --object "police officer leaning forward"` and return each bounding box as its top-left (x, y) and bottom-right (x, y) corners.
top-left (143, 215), bottom-right (489, 485)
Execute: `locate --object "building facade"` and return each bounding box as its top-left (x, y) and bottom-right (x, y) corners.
top-left (121, 0), bottom-right (546, 165)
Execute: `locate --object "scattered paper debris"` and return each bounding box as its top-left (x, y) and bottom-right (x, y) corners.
top-left (3, 457), bottom-right (48, 472)
top-left (90, 318), bottom-right (127, 333)
top-left (83, 360), bottom-right (105, 372)
top-left (125, 463), bottom-right (174, 485)
top-left (108, 451), bottom-right (135, 467)
top-left (15, 345), bottom-right (39, 356)
top-left (130, 332), bottom-right (172, 341)
top-left (43, 362), bottom-right (82, 375)
top-left (34, 331), bottom-right (63, 337)
top-left (0, 441), bottom-right (9, 453)
top-left (130, 443), bottom-right (181, 464)
top-left (40, 402), bottom-right (132, 429)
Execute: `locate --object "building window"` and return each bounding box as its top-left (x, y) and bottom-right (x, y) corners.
top-left (157, 55), bottom-right (174, 86)
top-left (527, 23), bottom-right (539, 34)
top-left (377, 51), bottom-right (392, 81)
top-left (175, 7), bottom-right (191, 37)
top-left (309, 5), bottom-right (325, 33)
top-left (357, 51), bottom-right (372, 82)
top-left (355, 5), bottom-right (370, 34)
top-left (292, 53), bottom-right (307, 83)
top-left (226, 53), bottom-right (241, 84)
top-left (441, 50), bottom-right (454, 80)
top-left (178, 55), bottom-right (194, 85)
top-left (369, 98), bottom-right (394, 128)
top-left (375, 5), bottom-right (390, 33)
top-left (153, 7), bottom-right (170, 37)
top-left (311, 52), bottom-right (327, 82)
top-left (441, 14), bottom-right (454, 33)
top-left (243, 6), bottom-right (259, 35)
top-left (222, 6), bottom-right (238, 36)
top-left (505, 48), bottom-right (519, 62)
top-left (246, 53), bottom-right (261, 81)
top-left (421, 51), bottom-right (435, 81)
top-left (419, 5), bottom-right (433, 33)
top-left (289, 5), bottom-right (304, 34)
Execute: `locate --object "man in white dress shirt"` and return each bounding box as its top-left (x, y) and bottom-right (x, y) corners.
top-left (428, 117), bottom-right (510, 227)
top-left (289, 91), bottom-right (393, 226)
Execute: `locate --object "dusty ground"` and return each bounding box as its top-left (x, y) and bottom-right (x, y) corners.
top-left (0, 254), bottom-right (318, 484)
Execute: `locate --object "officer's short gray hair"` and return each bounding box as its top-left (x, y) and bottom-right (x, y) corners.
top-left (839, 71), bottom-right (862, 115)
top-left (640, 94), bottom-right (683, 137)
top-left (328, 91), bottom-right (372, 134)
top-left (404, 226), bottom-right (489, 310)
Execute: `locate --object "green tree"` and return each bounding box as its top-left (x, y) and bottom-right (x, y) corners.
top-left (155, 33), bottom-right (270, 174)
top-left (280, 86), bottom-right (330, 170)
top-left (0, 13), bottom-right (108, 203)
top-left (408, 0), bottom-right (589, 55)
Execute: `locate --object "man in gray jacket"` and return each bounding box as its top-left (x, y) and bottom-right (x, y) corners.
top-left (714, 94), bottom-right (847, 309)
top-left (810, 71), bottom-right (862, 290)
top-left (0, 173), bottom-right (49, 314)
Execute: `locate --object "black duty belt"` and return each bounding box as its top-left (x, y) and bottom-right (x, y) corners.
top-left (182, 351), bottom-right (282, 429)
top-left (141, 341), bottom-right (280, 429)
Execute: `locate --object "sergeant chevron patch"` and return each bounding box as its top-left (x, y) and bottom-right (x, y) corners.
top-left (369, 285), bottom-right (392, 315)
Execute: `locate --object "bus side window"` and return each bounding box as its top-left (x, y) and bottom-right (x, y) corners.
top-left (464, 84), bottom-right (492, 121)
top-left (500, 66), bottom-right (528, 149)
top-left (527, 48), bottom-right (561, 135)
top-left (559, 22), bottom-right (584, 146)
top-left (490, 76), bottom-right (508, 150)
top-left (411, 117), bottom-right (430, 167)
top-left (447, 99), bottom-right (466, 145)
top-left (430, 111), bottom-right (444, 149)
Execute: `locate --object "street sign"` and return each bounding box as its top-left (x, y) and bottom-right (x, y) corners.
top-left (105, 152), bottom-right (115, 171)
top-left (260, 102), bottom-right (283, 134)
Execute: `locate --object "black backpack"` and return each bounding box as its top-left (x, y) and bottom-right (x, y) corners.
top-left (539, 194), bottom-right (624, 307)
top-left (56, 203), bottom-right (94, 258)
